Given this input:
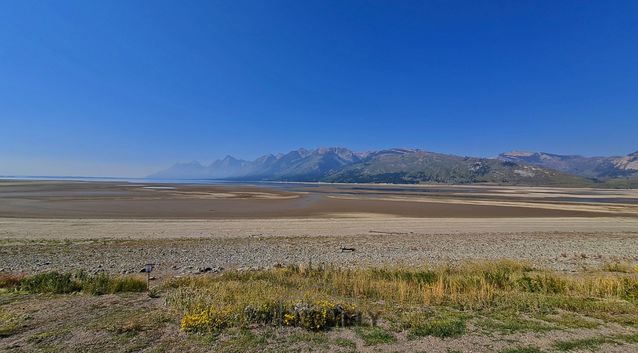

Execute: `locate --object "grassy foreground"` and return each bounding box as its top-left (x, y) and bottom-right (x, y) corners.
top-left (167, 261), bottom-right (638, 334)
top-left (2, 260), bottom-right (638, 352)
top-left (0, 271), bottom-right (147, 295)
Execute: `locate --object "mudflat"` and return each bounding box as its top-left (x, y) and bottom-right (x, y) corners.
top-left (1, 180), bottom-right (638, 274)
top-left (1, 180), bottom-right (638, 219)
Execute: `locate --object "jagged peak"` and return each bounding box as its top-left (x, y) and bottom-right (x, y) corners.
top-left (500, 150), bottom-right (538, 157)
top-left (375, 147), bottom-right (421, 155)
top-left (255, 153), bottom-right (276, 160)
top-left (315, 146), bottom-right (351, 153)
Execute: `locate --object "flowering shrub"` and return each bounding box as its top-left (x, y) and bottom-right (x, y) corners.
top-left (180, 300), bottom-right (359, 333)
top-left (283, 313), bottom-right (296, 326)
top-left (181, 307), bottom-right (234, 333)
top-left (295, 300), bottom-right (335, 330)
top-left (295, 300), bottom-right (358, 330)
top-left (241, 302), bottom-right (277, 326)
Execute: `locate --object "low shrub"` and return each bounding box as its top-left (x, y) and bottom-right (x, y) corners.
top-left (10, 271), bottom-right (146, 295)
top-left (619, 277), bottom-right (638, 301)
top-left (602, 262), bottom-right (633, 273)
top-left (82, 273), bottom-right (112, 295)
top-left (241, 301), bottom-right (279, 326)
top-left (84, 274), bottom-right (147, 295)
top-left (20, 272), bottom-right (79, 294)
top-left (181, 306), bottom-right (234, 333)
top-left (516, 274), bottom-right (567, 294)
top-left (0, 274), bottom-right (24, 289)
top-left (180, 299), bottom-right (359, 333)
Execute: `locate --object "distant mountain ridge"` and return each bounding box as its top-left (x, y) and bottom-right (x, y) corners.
top-left (150, 147), bottom-right (638, 187)
top-left (150, 147), bottom-right (369, 180)
top-left (497, 151), bottom-right (638, 179)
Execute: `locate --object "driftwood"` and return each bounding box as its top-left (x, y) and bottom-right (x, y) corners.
top-left (340, 246), bottom-right (355, 252)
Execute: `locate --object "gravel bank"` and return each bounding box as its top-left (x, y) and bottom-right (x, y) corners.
top-left (2, 230), bottom-right (637, 276)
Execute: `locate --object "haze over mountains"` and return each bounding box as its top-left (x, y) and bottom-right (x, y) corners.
top-left (150, 147), bottom-right (638, 187)
top-left (497, 151), bottom-right (638, 179)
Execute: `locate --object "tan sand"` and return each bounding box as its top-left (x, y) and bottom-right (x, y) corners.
top-left (1, 180), bottom-right (637, 219)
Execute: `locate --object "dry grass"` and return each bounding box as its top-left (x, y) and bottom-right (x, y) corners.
top-left (0, 308), bottom-right (30, 338)
top-left (163, 260), bottom-right (638, 335)
top-left (0, 274), bottom-right (24, 290)
top-left (602, 261), bottom-right (635, 273)
top-left (2, 260), bottom-right (638, 352)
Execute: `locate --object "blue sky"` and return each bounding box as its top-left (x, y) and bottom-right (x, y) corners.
top-left (1, 1), bottom-right (637, 177)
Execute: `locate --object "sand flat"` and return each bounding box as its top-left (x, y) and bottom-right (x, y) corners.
top-left (1, 180), bottom-right (637, 219)
top-left (1, 216), bottom-right (638, 241)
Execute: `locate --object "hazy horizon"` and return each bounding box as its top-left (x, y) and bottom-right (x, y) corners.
top-left (2, 1), bottom-right (637, 177)
top-left (3, 145), bottom-right (638, 179)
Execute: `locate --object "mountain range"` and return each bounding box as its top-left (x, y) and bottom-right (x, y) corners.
top-left (497, 151), bottom-right (638, 179)
top-left (149, 147), bottom-right (638, 187)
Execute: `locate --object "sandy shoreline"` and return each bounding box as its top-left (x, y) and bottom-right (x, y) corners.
top-left (1, 216), bottom-right (638, 240)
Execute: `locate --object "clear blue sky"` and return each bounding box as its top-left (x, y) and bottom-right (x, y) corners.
top-left (1, 1), bottom-right (637, 177)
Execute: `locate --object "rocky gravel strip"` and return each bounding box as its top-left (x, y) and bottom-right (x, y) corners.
top-left (2, 231), bottom-right (637, 276)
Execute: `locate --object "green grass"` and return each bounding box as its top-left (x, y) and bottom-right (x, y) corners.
top-left (395, 308), bottom-right (467, 339)
top-left (500, 347), bottom-right (543, 353)
top-left (404, 313), bottom-right (467, 338)
top-left (0, 309), bottom-right (29, 338)
top-left (26, 331), bottom-right (57, 344)
top-left (216, 330), bottom-right (270, 353)
top-left (553, 337), bottom-right (607, 351)
top-left (91, 306), bottom-right (173, 334)
top-left (2, 271), bottom-right (147, 295)
top-left (285, 330), bottom-right (329, 345)
top-left (19, 272), bottom-right (79, 293)
top-left (81, 273), bottom-right (147, 295)
top-left (208, 329), bottom-right (334, 353)
top-left (334, 337), bottom-right (356, 348)
top-left (355, 326), bottom-right (396, 346)
top-left (477, 314), bottom-right (553, 334)
top-left (616, 333), bottom-right (638, 343)
top-left (0, 318), bottom-right (20, 338)
top-left (537, 312), bottom-right (600, 329)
